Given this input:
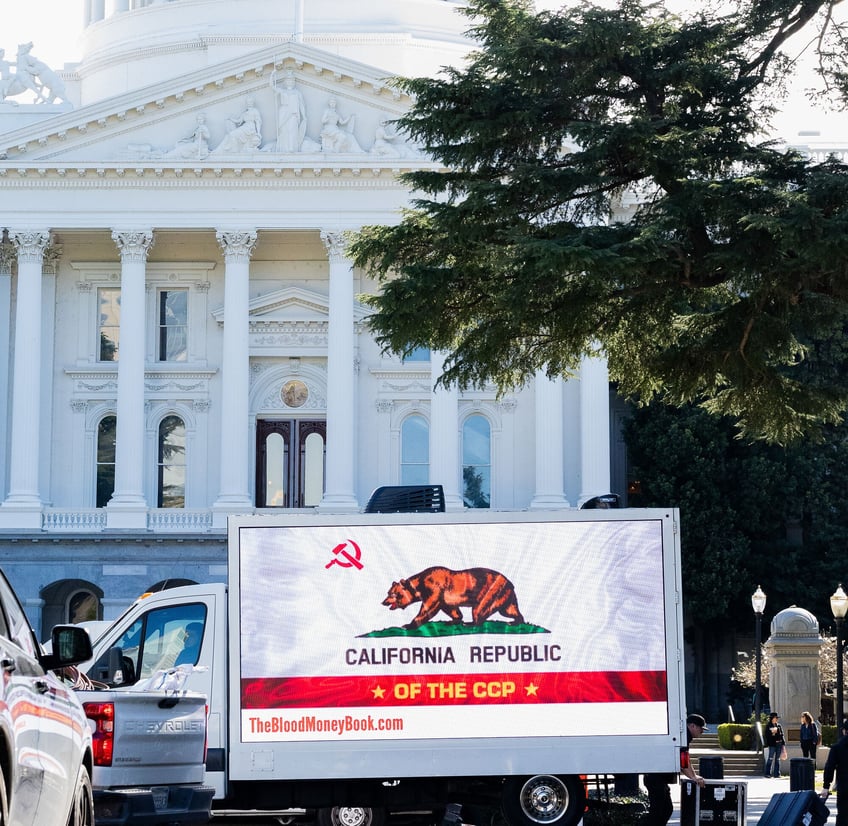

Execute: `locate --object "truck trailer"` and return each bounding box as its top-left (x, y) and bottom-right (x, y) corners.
top-left (81, 508), bottom-right (687, 826)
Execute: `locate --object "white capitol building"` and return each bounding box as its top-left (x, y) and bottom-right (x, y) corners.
top-left (3, 0), bottom-right (811, 635)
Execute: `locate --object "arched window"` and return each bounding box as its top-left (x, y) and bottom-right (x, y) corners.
top-left (158, 415), bottom-right (186, 508)
top-left (68, 590), bottom-right (99, 624)
top-left (401, 415), bottom-right (429, 485)
top-left (462, 414), bottom-right (491, 508)
top-left (96, 415), bottom-right (117, 507)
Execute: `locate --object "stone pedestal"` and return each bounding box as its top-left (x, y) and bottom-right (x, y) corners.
top-left (766, 606), bottom-right (823, 737)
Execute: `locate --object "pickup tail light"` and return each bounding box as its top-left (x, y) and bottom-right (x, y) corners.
top-left (84, 702), bottom-right (115, 766)
top-left (680, 749), bottom-right (691, 771)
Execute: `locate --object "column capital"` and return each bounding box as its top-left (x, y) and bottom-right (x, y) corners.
top-left (9, 230), bottom-right (51, 264)
top-left (320, 229), bottom-right (352, 260)
top-left (112, 229), bottom-right (154, 263)
top-left (216, 230), bottom-right (257, 262)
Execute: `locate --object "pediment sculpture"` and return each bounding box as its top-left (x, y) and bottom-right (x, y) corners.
top-left (0, 42), bottom-right (68, 105)
top-left (127, 76), bottom-right (422, 160)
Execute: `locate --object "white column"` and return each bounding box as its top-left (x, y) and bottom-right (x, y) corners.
top-left (429, 351), bottom-right (464, 510)
top-left (0, 230), bottom-right (49, 528)
top-left (212, 230), bottom-right (256, 526)
top-left (530, 370), bottom-right (570, 509)
top-left (107, 230), bottom-right (153, 529)
top-left (579, 352), bottom-right (611, 504)
top-left (319, 230), bottom-right (359, 512)
top-left (0, 244), bottom-right (12, 508)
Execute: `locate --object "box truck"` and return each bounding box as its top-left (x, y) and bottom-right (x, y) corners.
top-left (81, 509), bottom-right (687, 826)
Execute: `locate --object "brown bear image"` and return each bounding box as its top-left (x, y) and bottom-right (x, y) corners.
top-left (382, 566), bottom-right (525, 630)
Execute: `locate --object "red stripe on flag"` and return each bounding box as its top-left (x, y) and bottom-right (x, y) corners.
top-left (241, 671), bottom-right (667, 709)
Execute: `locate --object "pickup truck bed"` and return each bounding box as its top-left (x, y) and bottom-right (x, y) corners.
top-left (79, 684), bottom-right (213, 825)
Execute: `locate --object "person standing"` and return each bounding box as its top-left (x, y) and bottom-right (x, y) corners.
top-left (821, 719), bottom-right (848, 826)
top-left (800, 711), bottom-right (820, 759)
top-left (764, 712), bottom-right (786, 777)
top-left (643, 714), bottom-right (707, 826)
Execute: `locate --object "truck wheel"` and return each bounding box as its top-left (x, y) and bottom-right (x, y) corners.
top-left (501, 775), bottom-right (585, 826)
top-left (66, 766), bottom-right (94, 826)
top-left (317, 807), bottom-right (386, 826)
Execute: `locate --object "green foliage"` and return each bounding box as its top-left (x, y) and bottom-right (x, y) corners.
top-left (623, 400), bottom-right (848, 627)
top-left (350, 0), bottom-right (848, 442)
top-left (822, 725), bottom-right (838, 747)
top-left (717, 723), bottom-right (755, 750)
top-left (584, 797), bottom-right (648, 826)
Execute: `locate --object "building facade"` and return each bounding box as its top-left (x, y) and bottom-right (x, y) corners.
top-left (0, 0), bottom-right (619, 639)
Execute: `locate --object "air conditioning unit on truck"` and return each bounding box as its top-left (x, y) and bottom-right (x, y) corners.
top-left (79, 509), bottom-right (687, 826)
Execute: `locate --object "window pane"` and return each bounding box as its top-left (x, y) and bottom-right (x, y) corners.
top-left (403, 347), bottom-right (430, 363)
top-left (303, 432), bottom-right (324, 507)
top-left (265, 432), bottom-right (287, 506)
top-left (158, 415), bottom-right (186, 508)
top-left (96, 415), bottom-right (117, 508)
top-left (401, 416), bottom-right (428, 463)
top-left (401, 415), bottom-right (429, 484)
top-left (158, 290), bottom-right (188, 362)
top-left (463, 415), bottom-right (491, 509)
top-left (98, 288), bottom-right (120, 361)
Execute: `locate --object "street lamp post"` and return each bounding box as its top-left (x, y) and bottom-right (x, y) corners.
top-left (751, 586), bottom-right (767, 726)
top-left (831, 585), bottom-right (848, 724)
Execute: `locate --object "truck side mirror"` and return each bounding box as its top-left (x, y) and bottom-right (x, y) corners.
top-left (41, 625), bottom-right (94, 672)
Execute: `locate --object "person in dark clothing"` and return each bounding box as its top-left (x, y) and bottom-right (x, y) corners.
top-left (822, 719), bottom-right (848, 826)
top-left (800, 712), bottom-right (820, 759)
top-left (643, 714), bottom-right (707, 826)
top-left (763, 713), bottom-right (786, 777)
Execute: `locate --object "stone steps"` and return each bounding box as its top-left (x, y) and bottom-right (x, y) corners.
top-left (690, 731), bottom-right (765, 778)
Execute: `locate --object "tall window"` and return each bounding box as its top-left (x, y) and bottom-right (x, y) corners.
top-left (96, 415), bottom-right (117, 507)
top-left (462, 414), bottom-right (491, 508)
top-left (158, 289), bottom-right (188, 362)
top-left (98, 287), bottom-right (120, 361)
top-left (158, 415), bottom-right (186, 508)
top-left (400, 415), bottom-right (429, 485)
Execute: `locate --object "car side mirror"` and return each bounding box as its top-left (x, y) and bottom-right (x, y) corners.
top-left (41, 625), bottom-right (94, 672)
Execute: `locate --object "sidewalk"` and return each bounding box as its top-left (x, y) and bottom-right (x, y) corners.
top-left (668, 776), bottom-right (825, 826)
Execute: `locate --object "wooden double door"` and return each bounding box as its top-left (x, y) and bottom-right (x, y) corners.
top-left (255, 419), bottom-right (326, 508)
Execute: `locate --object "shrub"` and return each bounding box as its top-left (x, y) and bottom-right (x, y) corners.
top-left (717, 723), bottom-right (754, 750)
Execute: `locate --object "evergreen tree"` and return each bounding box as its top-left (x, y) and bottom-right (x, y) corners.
top-left (351, 0), bottom-right (848, 443)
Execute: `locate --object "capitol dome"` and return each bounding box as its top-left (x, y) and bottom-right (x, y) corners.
top-left (77, 0), bottom-right (472, 104)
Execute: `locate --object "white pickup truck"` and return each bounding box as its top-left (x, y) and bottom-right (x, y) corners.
top-left (71, 672), bottom-right (213, 824)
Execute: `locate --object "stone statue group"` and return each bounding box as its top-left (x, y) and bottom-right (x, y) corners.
top-left (0, 43), bottom-right (67, 104)
top-left (132, 70), bottom-right (415, 160)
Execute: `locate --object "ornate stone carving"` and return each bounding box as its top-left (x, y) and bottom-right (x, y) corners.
top-left (112, 230), bottom-right (154, 263)
top-left (167, 113), bottom-right (210, 160)
top-left (216, 230), bottom-right (257, 261)
top-left (9, 230), bottom-right (50, 264)
top-left (370, 119), bottom-right (418, 158)
top-left (212, 97), bottom-right (262, 154)
top-left (0, 43), bottom-right (68, 105)
top-left (320, 98), bottom-right (364, 153)
top-left (320, 229), bottom-right (347, 259)
top-left (271, 70), bottom-right (307, 153)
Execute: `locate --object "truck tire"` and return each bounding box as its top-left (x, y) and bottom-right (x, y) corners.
top-left (66, 765), bottom-right (94, 826)
top-left (501, 775), bottom-right (585, 826)
top-left (317, 807), bottom-right (386, 826)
